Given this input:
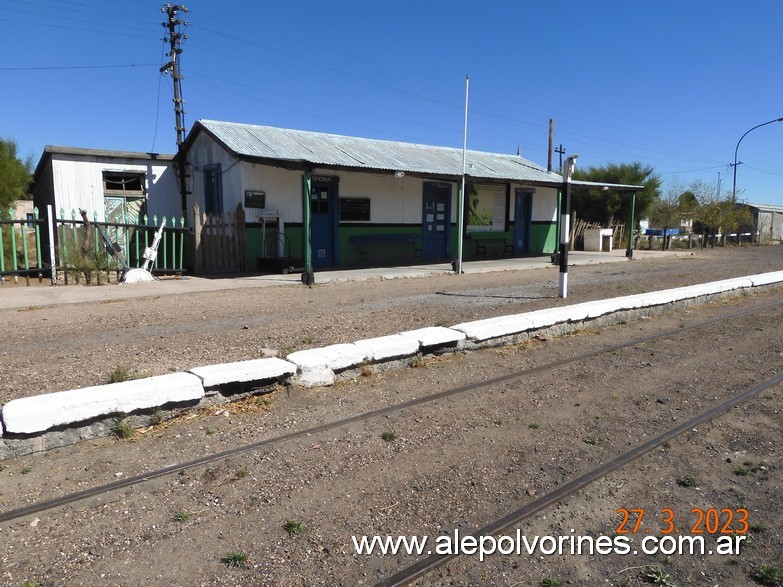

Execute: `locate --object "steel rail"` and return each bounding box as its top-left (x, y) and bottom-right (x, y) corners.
top-left (1, 299), bottom-right (781, 525)
top-left (377, 368), bottom-right (783, 587)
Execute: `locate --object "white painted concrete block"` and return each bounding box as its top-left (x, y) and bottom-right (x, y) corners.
top-left (618, 294), bottom-right (648, 310)
top-left (189, 358), bottom-right (296, 388)
top-left (2, 372), bottom-right (204, 435)
top-left (749, 271), bottom-right (783, 286)
top-left (353, 335), bottom-right (420, 361)
top-left (400, 326), bottom-right (466, 348)
top-left (452, 315), bottom-right (529, 341)
top-left (287, 343), bottom-right (368, 371)
top-left (295, 366), bottom-right (335, 388)
top-left (582, 299), bottom-right (622, 319)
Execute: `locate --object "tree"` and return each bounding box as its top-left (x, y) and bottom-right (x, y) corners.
top-left (571, 161), bottom-right (661, 226)
top-left (688, 178), bottom-right (751, 246)
top-left (648, 181), bottom-right (689, 250)
top-left (0, 138), bottom-right (34, 210)
top-left (677, 190), bottom-right (699, 215)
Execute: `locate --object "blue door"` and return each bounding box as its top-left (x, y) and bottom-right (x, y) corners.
top-left (309, 175), bottom-right (338, 267)
top-left (513, 188), bottom-right (533, 255)
top-left (422, 182), bottom-right (451, 261)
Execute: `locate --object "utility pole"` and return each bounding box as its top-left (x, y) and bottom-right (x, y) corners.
top-left (160, 4), bottom-right (189, 211)
top-left (547, 119), bottom-right (554, 172)
top-left (161, 4), bottom-right (188, 147)
top-left (554, 144), bottom-right (566, 170)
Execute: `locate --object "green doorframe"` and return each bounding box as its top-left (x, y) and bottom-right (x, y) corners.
top-left (626, 192), bottom-right (636, 258)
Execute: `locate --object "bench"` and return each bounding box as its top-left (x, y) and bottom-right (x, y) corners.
top-left (469, 232), bottom-right (512, 257)
top-left (349, 234), bottom-right (422, 264)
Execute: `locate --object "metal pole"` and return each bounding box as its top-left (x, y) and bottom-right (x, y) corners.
top-left (732, 117), bottom-right (783, 203)
top-left (626, 193), bottom-right (636, 258)
top-left (456, 74), bottom-right (469, 275)
top-left (302, 170), bottom-right (314, 286)
top-left (47, 204), bottom-right (57, 285)
top-left (558, 155), bottom-right (578, 298)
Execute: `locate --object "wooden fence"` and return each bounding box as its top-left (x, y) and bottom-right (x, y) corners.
top-left (192, 203), bottom-right (247, 274)
top-left (570, 217), bottom-right (626, 251)
top-left (0, 206), bottom-right (187, 285)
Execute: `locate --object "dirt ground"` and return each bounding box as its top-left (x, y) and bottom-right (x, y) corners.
top-left (0, 246), bottom-right (781, 405)
top-left (0, 245), bottom-right (782, 587)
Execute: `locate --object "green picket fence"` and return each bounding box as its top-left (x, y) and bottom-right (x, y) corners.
top-left (0, 206), bottom-right (188, 285)
top-left (0, 207), bottom-right (45, 285)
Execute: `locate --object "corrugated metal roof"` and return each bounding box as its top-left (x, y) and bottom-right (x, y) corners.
top-left (746, 202), bottom-right (783, 213)
top-left (195, 120), bottom-right (569, 186)
top-left (34, 145), bottom-right (174, 181)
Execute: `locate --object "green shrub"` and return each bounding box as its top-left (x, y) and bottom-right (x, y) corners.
top-left (752, 564), bottom-right (783, 587)
top-left (220, 551), bottom-right (248, 567)
top-left (283, 520), bottom-right (306, 535)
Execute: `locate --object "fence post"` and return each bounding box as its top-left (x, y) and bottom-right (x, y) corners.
top-left (192, 203), bottom-right (202, 274)
top-left (0, 209), bottom-right (5, 283)
top-left (33, 207), bottom-right (43, 282)
top-left (19, 210), bottom-right (31, 286)
top-left (236, 203), bottom-right (246, 272)
top-left (47, 205), bottom-right (57, 285)
top-left (7, 208), bottom-right (19, 284)
top-left (178, 216), bottom-right (185, 272)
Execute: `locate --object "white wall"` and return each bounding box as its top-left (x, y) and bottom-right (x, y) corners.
top-left (531, 186), bottom-right (558, 222)
top-left (49, 155), bottom-right (179, 222)
top-left (187, 133), bottom-right (241, 224)
top-left (187, 132), bottom-right (557, 229)
top-left (337, 173), bottom-right (438, 224)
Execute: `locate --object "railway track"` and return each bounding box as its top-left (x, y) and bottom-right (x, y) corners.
top-left (1, 295), bottom-right (781, 558)
top-left (376, 368), bottom-right (783, 586)
top-left (0, 301), bottom-right (783, 585)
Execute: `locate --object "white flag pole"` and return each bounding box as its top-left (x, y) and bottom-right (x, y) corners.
top-left (456, 74), bottom-right (469, 274)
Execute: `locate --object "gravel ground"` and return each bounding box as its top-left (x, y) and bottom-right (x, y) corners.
top-left (0, 245), bottom-right (782, 587)
top-left (0, 245), bottom-right (781, 404)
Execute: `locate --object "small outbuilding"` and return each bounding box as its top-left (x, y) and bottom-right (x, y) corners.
top-left (740, 202), bottom-right (783, 242)
top-left (33, 146), bottom-right (181, 225)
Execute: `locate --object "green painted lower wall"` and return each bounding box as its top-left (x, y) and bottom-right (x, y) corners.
top-left (340, 225), bottom-right (421, 265)
top-left (247, 221), bottom-right (558, 269)
top-left (246, 226), bottom-right (304, 269)
top-left (531, 222), bottom-right (557, 254)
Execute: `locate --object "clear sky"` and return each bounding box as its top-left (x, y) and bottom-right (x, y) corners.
top-left (2, 0), bottom-right (782, 205)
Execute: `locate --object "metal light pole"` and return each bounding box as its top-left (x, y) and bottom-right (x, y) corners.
top-left (558, 154), bottom-right (578, 298)
top-left (732, 117), bottom-right (783, 202)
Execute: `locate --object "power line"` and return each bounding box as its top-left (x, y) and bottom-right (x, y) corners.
top-left (0, 63), bottom-right (157, 71)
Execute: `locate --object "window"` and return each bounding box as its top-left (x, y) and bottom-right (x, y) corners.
top-left (103, 171), bottom-right (145, 196)
top-left (203, 164), bottom-right (223, 214)
top-left (310, 185), bottom-right (329, 215)
top-left (340, 197), bottom-right (371, 221)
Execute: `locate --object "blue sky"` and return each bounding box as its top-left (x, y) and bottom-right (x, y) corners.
top-left (2, 0), bottom-right (782, 205)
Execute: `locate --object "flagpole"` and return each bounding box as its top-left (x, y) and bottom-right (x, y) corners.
top-left (456, 74), bottom-right (469, 274)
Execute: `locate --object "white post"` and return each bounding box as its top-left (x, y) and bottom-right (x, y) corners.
top-left (558, 155), bottom-right (578, 298)
top-left (456, 74), bottom-right (469, 274)
top-left (46, 204), bottom-right (57, 286)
